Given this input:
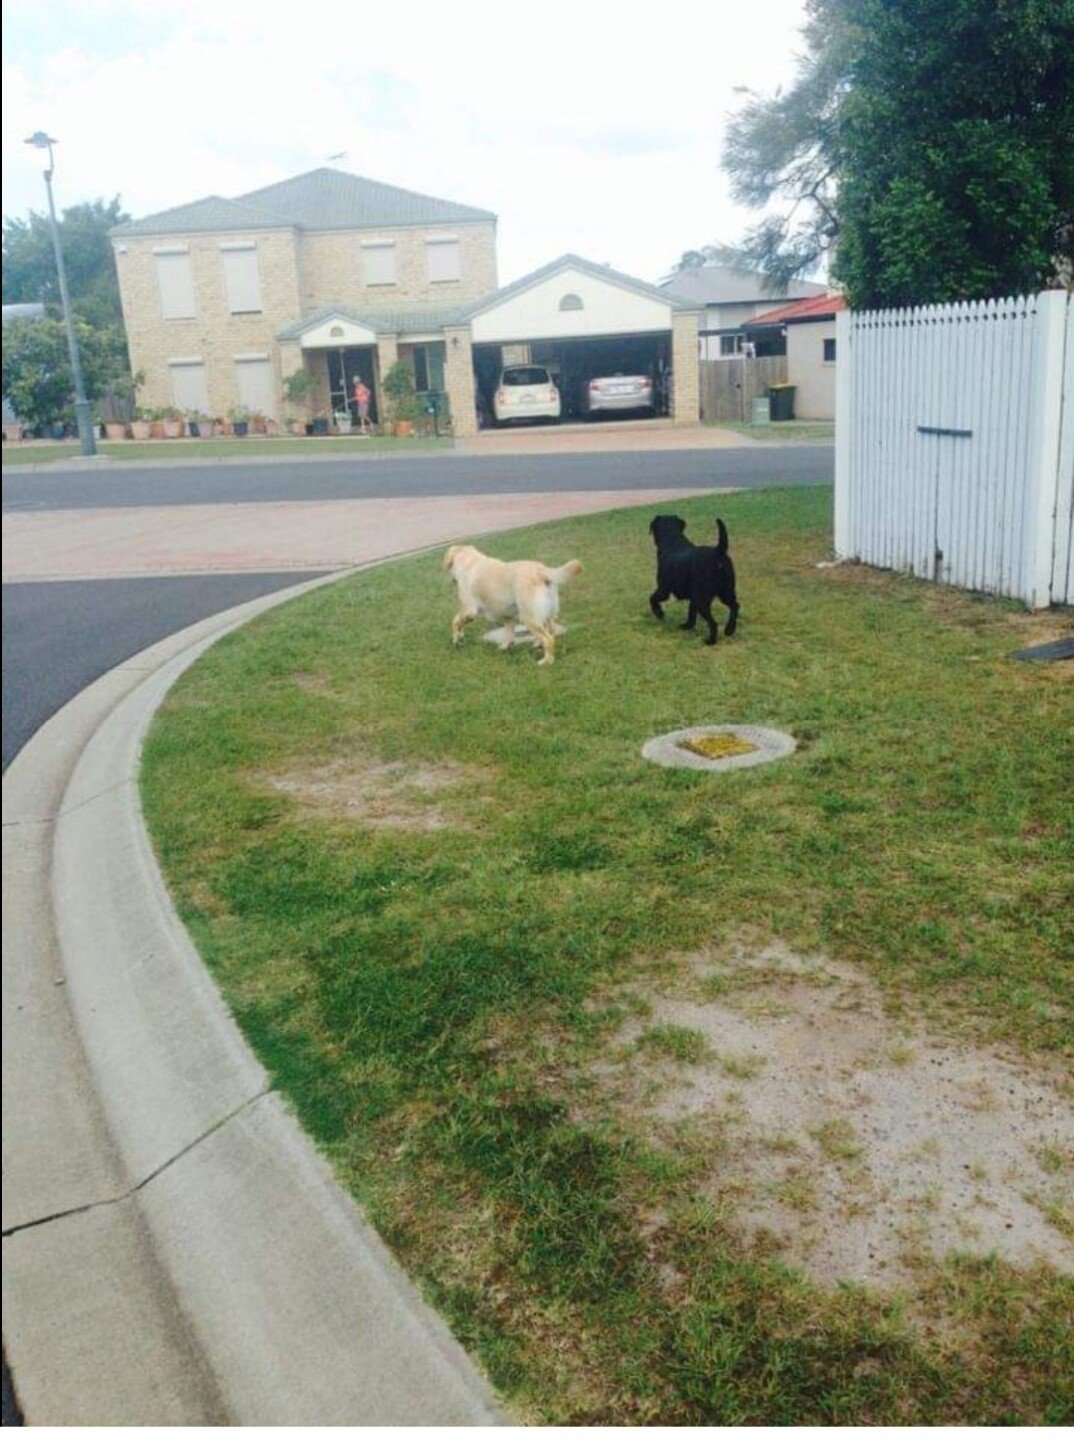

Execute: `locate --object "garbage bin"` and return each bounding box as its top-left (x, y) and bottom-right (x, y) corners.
top-left (768, 384), bottom-right (796, 422)
top-left (751, 397), bottom-right (771, 425)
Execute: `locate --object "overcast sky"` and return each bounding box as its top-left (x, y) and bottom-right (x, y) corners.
top-left (2, 0), bottom-right (811, 287)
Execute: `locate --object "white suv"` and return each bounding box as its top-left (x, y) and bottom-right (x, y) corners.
top-left (493, 365), bottom-right (561, 425)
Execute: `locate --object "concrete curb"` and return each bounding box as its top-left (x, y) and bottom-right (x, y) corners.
top-left (2, 556), bottom-right (504, 1425)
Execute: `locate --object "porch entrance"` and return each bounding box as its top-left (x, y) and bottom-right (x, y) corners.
top-left (326, 347), bottom-right (379, 426)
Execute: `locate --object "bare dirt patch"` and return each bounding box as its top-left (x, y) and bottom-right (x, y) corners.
top-left (261, 752), bottom-right (487, 831)
top-left (591, 945), bottom-right (1073, 1288)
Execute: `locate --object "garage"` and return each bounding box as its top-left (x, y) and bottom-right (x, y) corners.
top-left (473, 332), bottom-right (672, 423)
top-left (453, 255), bottom-right (700, 433)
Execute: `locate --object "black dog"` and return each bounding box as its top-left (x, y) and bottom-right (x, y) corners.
top-left (649, 515), bottom-right (740, 645)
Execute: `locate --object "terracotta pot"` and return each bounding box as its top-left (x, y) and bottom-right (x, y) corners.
top-left (3, 424), bottom-right (24, 442)
top-left (161, 419), bottom-right (183, 438)
top-left (264, 418), bottom-right (279, 436)
top-left (393, 420), bottom-right (414, 438)
top-left (149, 420), bottom-right (166, 439)
top-left (130, 420), bottom-right (152, 440)
top-left (104, 422), bottom-right (128, 441)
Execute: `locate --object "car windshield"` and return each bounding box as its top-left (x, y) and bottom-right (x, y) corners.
top-left (502, 367), bottom-right (550, 386)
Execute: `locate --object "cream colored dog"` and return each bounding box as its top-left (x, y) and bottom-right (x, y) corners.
top-left (443, 544), bottom-right (582, 665)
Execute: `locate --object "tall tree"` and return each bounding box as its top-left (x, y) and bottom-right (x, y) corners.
top-left (3, 196), bottom-right (134, 424)
top-left (712, 0), bottom-right (1074, 307)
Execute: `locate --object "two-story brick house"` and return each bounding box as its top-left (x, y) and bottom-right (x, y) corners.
top-left (112, 167), bottom-right (702, 436)
top-left (111, 168), bottom-right (498, 429)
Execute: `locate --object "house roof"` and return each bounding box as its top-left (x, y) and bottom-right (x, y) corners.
top-left (747, 292), bottom-right (848, 326)
top-left (112, 168), bottom-right (496, 239)
top-left (278, 305), bottom-right (467, 340)
top-left (454, 252), bottom-right (701, 322)
top-left (111, 195), bottom-right (297, 238)
top-left (660, 265), bottom-right (827, 306)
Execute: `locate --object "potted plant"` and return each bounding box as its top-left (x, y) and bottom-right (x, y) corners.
top-left (229, 405), bottom-right (251, 438)
top-left (334, 408), bottom-right (353, 434)
top-left (283, 369), bottom-right (316, 434)
top-left (383, 360), bottom-right (420, 437)
top-left (104, 419), bottom-right (129, 440)
top-left (130, 407), bottom-right (153, 441)
top-left (160, 405), bottom-right (185, 439)
top-left (185, 410), bottom-right (211, 438)
top-left (310, 413), bottom-right (330, 436)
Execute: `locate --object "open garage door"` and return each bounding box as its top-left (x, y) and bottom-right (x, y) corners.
top-left (473, 332), bottom-right (671, 424)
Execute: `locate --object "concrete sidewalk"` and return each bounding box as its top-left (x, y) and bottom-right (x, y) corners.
top-left (3, 486), bottom-right (715, 582)
top-left (2, 564), bottom-right (507, 1425)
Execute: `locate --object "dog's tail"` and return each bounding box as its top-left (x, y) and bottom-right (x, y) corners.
top-left (715, 518), bottom-right (730, 554)
top-left (546, 559), bottom-right (583, 586)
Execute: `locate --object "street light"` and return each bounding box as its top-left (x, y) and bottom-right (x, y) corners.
top-left (23, 131), bottom-right (97, 456)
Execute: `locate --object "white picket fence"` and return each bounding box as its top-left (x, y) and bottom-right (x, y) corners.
top-left (835, 289), bottom-right (1073, 608)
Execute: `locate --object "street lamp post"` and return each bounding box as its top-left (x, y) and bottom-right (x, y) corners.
top-left (24, 131), bottom-right (97, 456)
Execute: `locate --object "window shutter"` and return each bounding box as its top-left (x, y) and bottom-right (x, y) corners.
top-left (362, 242), bottom-right (396, 286)
top-left (426, 237), bottom-right (461, 283)
top-left (221, 246), bottom-right (262, 313)
top-left (234, 357), bottom-right (275, 417)
top-left (155, 252), bottom-right (195, 319)
top-left (169, 360), bottom-right (209, 412)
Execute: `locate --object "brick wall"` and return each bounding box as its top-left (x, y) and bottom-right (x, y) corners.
top-left (670, 311), bottom-right (701, 424)
top-left (296, 222), bottom-right (497, 314)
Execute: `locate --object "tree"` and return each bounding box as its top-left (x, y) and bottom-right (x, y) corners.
top-left (2, 316), bottom-right (131, 432)
top-left (714, 0), bottom-right (1074, 307)
top-left (2, 196), bottom-right (129, 324)
top-left (3, 196), bottom-right (135, 423)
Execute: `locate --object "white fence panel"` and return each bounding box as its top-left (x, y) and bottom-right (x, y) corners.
top-left (835, 289), bottom-right (1073, 608)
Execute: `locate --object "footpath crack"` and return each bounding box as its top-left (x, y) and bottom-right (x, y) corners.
top-left (2, 1084), bottom-right (273, 1239)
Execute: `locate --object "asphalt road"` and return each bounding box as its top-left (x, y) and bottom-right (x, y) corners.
top-left (2, 572), bottom-right (323, 769)
top-left (2, 445), bottom-right (833, 512)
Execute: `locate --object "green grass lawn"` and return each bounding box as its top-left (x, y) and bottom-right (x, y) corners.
top-left (1, 435), bottom-right (452, 466)
top-left (716, 420), bottom-right (835, 444)
top-left (142, 486), bottom-right (1073, 1423)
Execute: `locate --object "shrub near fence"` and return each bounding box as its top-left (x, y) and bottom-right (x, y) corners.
top-left (835, 290), bottom-right (1073, 608)
top-left (699, 355), bottom-right (787, 424)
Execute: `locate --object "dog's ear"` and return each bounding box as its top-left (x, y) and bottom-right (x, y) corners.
top-left (672, 517), bottom-right (687, 534)
top-left (443, 545), bottom-right (459, 573)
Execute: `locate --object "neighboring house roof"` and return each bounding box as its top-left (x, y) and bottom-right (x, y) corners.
top-left (660, 264), bottom-right (827, 306)
top-left (747, 292), bottom-right (848, 327)
top-left (454, 252), bottom-right (702, 322)
top-left (278, 305), bottom-right (467, 340)
top-left (111, 168), bottom-right (496, 239)
top-left (2, 302), bottom-right (46, 324)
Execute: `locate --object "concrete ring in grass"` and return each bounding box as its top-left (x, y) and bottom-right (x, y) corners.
top-left (641, 724), bottom-right (797, 772)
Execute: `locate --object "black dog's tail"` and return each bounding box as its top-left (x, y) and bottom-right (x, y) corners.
top-left (715, 518), bottom-right (730, 554)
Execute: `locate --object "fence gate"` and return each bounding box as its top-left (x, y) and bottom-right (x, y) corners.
top-left (699, 356), bottom-right (787, 424)
top-left (835, 290), bottom-right (1073, 608)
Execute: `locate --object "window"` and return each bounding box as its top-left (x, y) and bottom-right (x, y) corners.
top-left (234, 356), bottom-right (275, 417)
top-left (823, 337), bottom-right (837, 363)
top-left (426, 236), bottom-right (461, 284)
top-left (220, 244), bottom-right (262, 313)
top-left (361, 240), bottom-right (396, 286)
top-left (413, 343), bottom-right (446, 393)
top-left (559, 293), bottom-right (583, 311)
top-left (719, 333), bottom-right (744, 357)
top-left (169, 359), bottom-right (209, 413)
top-left (154, 249), bottom-right (195, 319)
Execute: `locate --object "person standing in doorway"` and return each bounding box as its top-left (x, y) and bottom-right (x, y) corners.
top-left (353, 377), bottom-right (372, 435)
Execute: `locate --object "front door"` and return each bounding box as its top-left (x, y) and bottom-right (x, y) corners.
top-left (326, 347), bottom-right (378, 425)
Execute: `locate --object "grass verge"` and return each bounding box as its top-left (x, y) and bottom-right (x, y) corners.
top-left (1, 435), bottom-right (451, 466)
top-left (142, 486), bottom-right (1072, 1423)
top-left (714, 421), bottom-right (835, 444)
